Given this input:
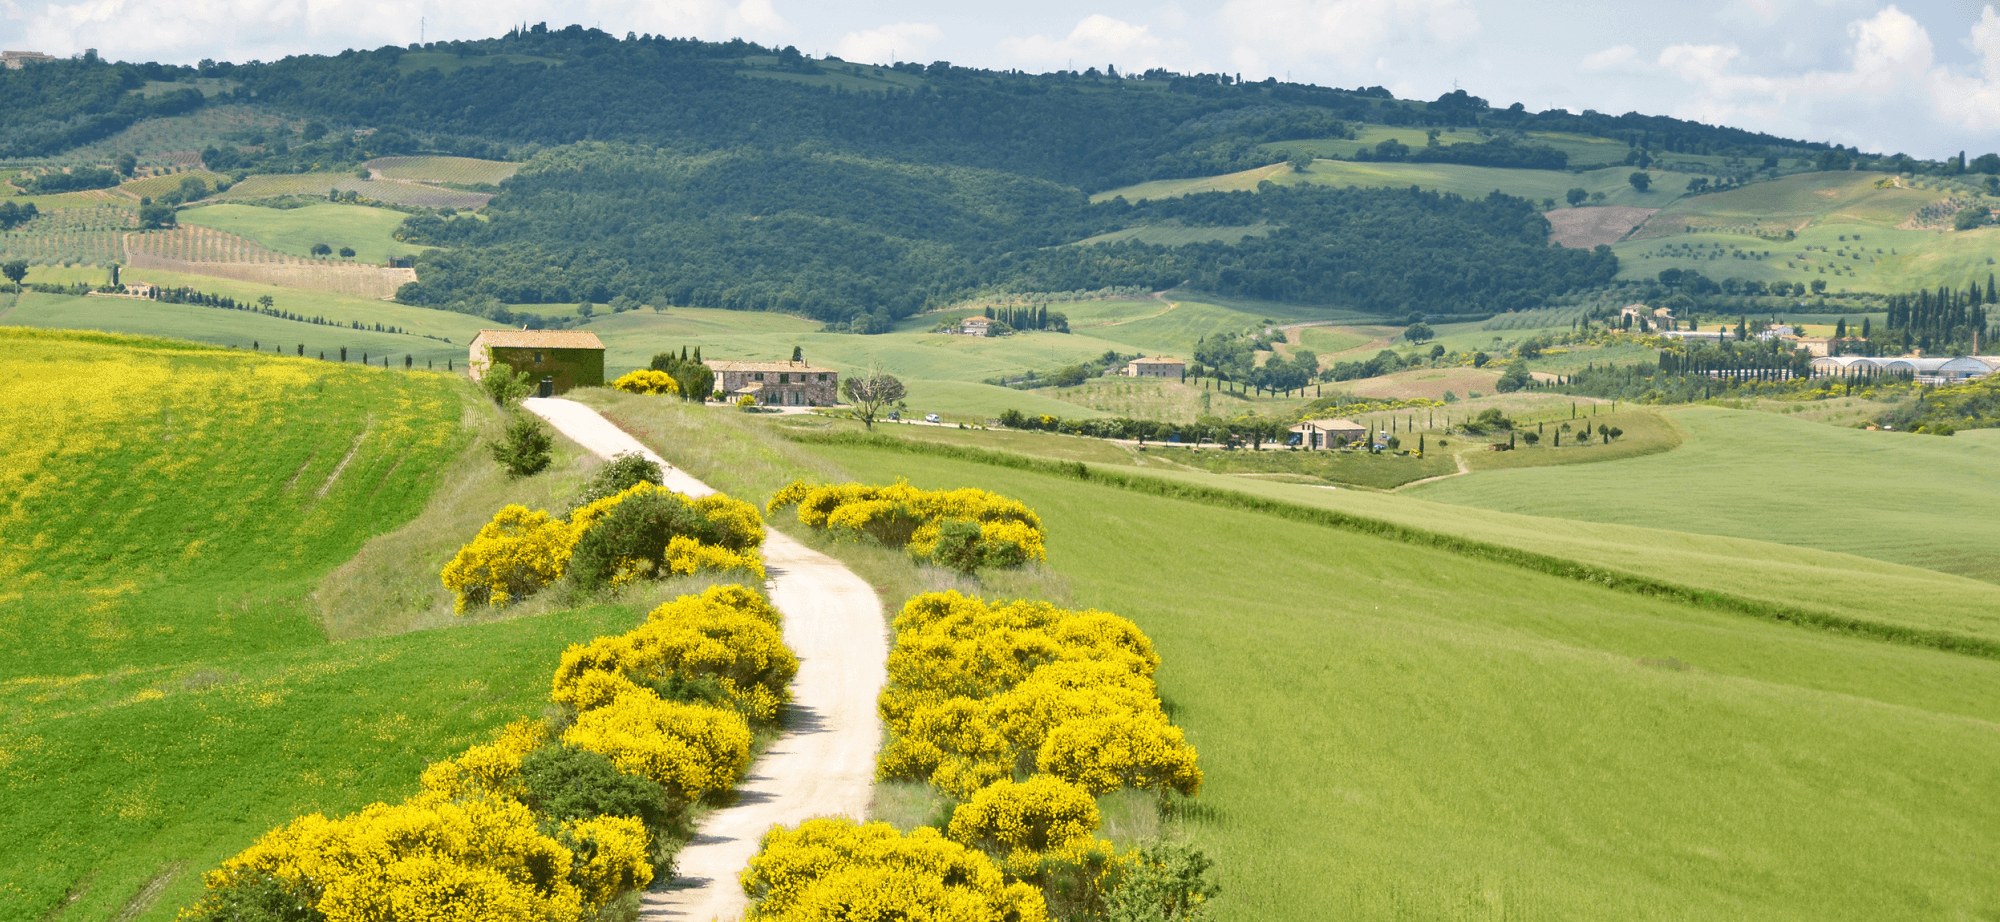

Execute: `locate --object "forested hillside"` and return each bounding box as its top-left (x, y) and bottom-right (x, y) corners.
top-left (392, 144), bottom-right (1614, 324)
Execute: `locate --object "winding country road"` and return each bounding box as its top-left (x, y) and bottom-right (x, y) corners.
top-left (522, 398), bottom-right (888, 922)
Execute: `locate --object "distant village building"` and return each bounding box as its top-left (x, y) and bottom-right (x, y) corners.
top-left (706, 359), bottom-right (839, 407)
top-left (959, 316), bottom-right (994, 337)
top-left (1125, 356), bottom-right (1185, 378)
top-left (1619, 304), bottom-right (1674, 322)
top-left (2, 50), bottom-right (56, 69)
top-left (124, 282), bottom-right (155, 298)
top-left (1290, 418), bottom-right (1367, 449)
top-left (468, 329), bottom-right (605, 396)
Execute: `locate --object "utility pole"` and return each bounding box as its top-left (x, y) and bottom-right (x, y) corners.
top-left (420, 16), bottom-right (425, 43)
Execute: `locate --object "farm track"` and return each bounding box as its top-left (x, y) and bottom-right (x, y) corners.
top-left (1392, 452), bottom-right (1472, 492)
top-left (520, 398), bottom-right (887, 922)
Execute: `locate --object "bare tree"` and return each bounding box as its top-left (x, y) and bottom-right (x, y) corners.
top-left (841, 371), bottom-right (906, 430)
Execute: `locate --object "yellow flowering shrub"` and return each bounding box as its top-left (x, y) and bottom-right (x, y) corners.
top-left (446, 485), bottom-right (766, 609)
top-left (559, 814), bottom-right (654, 909)
top-left (767, 479), bottom-right (1046, 571)
top-left (1035, 712), bottom-right (1202, 797)
top-left (611, 369), bottom-right (681, 395)
top-left (440, 505), bottom-right (577, 613)
top-left (946, 775), bottom-right (1100, 855)
top-left (561, 689), bottom-right (754, 803)
top-left (550, 587), bottom-right (797, 722)
top-left (184, 792), bottom-right (586, 922)
top-left (876, 592), bottom-right (1200, 802)
top-left (419, 719), bottom-right (553, 801)
top-left (740, 818), bottom-right (1048, 922)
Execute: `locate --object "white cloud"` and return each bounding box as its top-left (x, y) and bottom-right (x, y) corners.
top-left (833, 22), bottom-right (940, 65)
top-left (1930, 4), bottom-right (2000, 129)
top-left (1219, 0), bottom-right (1479, 66)
top-left (1001, 14), bottom-right (1168, 70)
top-left (1579, 44), bottom-right (1638, 72)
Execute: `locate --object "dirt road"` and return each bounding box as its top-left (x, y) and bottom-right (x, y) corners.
top-left (521, 398), bottom-right (888, 921)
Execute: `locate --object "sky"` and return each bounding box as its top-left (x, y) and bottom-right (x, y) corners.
top-left (4, 0), bottom-right (1998, 159)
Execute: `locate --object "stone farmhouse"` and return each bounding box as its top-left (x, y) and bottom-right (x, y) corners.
top-left (959, 316), bottom-right (994, 336)
top-left (468, 329), bottom-right (605, 396)
top-left (1125, 356), bottom-right (1186, 378)
top-left (1290, 418), bottom-right (1367, 449)
top-left (706, 360), bottom-right (840, 407)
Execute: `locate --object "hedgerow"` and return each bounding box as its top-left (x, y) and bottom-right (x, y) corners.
top-left (767, 479), bottom-right (1046, 573)
top-left (443, 483), bottom-right (765, 612)
top-left (183, 584), bottom-right (793, 922)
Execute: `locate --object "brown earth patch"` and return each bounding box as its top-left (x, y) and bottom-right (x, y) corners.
top-left (1546, 206), bottom-right (1658, 248)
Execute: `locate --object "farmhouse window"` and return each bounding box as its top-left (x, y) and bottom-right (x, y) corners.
top-left (780, 373), bottom-right (790, 384)
top-left (755, 373), bottom-right (765, 381)
top-left (533, 352), bottom-right (543, 363)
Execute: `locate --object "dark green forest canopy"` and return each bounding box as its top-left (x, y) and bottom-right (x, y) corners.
top-left (393, 144), bottom-right (1615, 324)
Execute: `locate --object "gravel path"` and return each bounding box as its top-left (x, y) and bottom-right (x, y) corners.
top-left (522, 398), bottom-right (888, 921)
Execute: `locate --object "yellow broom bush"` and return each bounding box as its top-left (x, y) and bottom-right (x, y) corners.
top-left (946, 775), bottom-right (1100, 855)
top-left (418, 718), bottom-right (553, 802)
top-left (440, 505), bottom-right (577, 613)
top-left (740, 818), bottom-right (1048, 922)
top-left (611, 369), bottom-right (681, 396)
top-left (767, 479), bottom-right (1046, 571)
top-left (1035, 712), bottom-right (1202, 798)
top-left (562, 689), bottom-right (754, 803)
top-left (550, 587), bottom-right (798, 722)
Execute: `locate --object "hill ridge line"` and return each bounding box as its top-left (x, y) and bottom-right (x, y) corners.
top-left (781, 429), bottom-right (2000, 660)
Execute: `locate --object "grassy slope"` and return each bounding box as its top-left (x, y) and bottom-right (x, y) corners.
top-left (4, 291), bottom-right (473, 366)
top-left (0, 329), bottom-right (643, 920)
top-left (1414, 405), bottom-right (2000, 582)
top-left (1094, 160), bottom-right (1702, 210)
top-left (176, 203), bottom-right (426, 264)
top-left (580, 397), bottom-right (2000, 922)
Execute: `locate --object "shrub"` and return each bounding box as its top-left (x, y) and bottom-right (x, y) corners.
top-left (479, 354), bottom-right (534, 407)
top-left (566, 484), bottom-right (765, 590)
top-left (419, 719), bottom-right (551, 801)
top-left (489, 412), bottom-right (553, 477)
top-left (611, 369), bottom-right (681, 396)
top-left (568, 452), bottom-right (664, 512)
top-left (1105, 840), bottom-right (1220, 922)
top-left (561, 689), bottom-right (754, 804)
top-left (739, 818), bottom-right (1048, 922)
top-left (768, 479), bottom-right (1047, 573)
top-left (439, 505), bottom-right (575, 612)
top-left (947, 775), bottom-right (1101, 855)
top-left (516, 744), bottom-right (679, 839)
top-left (550, 585), bottom-right (797, 723)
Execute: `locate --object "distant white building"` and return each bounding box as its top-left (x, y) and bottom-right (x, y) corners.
top-left (1125, 356), bottom-right (1185, 378)
top-left (1290, 418), bottom-right (1367, 449)
top-left (959, 316), bottom-right (994, 337)
top-left (2, 50), bottom-right (56, 69)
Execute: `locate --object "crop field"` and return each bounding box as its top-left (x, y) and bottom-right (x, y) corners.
top-left (1639, 171), bottom-right (1948, 236)
top-left (1615, 222), bottom-right (2000, 293)
top-left (4, 187), bottom-right (130, 211)
top-left (1325, 365), bottom-right (1504, 401)
top-left (177, 202), bottom-right (425, 264)
top-left (365, 155), bottom-right (520, 185)
top-left (123, 225), bottom-right (417, 297)
top-left (581, 398), bottom-right (2000, 922)
top-left (1095, 160), bottom-right (1705, 212)
top-left (1415, 405), bottom-right (2000, 581)
top-left (0, 204), bottom-right (134, 266)
top-left (217, 174), bottom-right (494, 209)
top-left (1046, 376), bottom-right (1314, 421)
top-left (3, 291), bottom-right (473, 365)
top-left (1295, 324), bottom-right (1377, 354)
top-left (117, 169), bottom-right (231, 200)
top-left (45, 105), bottom-right (297, 170)
top-left (1260, 126), bottom-right (1636, 170)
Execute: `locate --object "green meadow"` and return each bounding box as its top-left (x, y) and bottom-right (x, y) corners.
top-left (578, 395), bottom-right (2000, 922)
top-left (1094, 159), bottom-right (1703, 210)
top-left (2, 291), bottom-right (473, 366)
top-left (177, 203), bottom-right (426, 265)
top-left (1414, 405), bottom-right (2000, 582)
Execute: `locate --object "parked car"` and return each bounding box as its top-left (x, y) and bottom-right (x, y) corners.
top-left (925, 413), bottom-right (941, 423)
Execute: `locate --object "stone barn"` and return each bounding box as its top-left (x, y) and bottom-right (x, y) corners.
top-left (469, 329), bottom-right (606, 396)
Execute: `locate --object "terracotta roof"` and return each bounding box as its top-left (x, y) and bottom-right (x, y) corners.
top-left (961, 316), bottom-right (993, 324)
top-left (471, 329), bottom-right (605, 350)
top-left (704, 360), bottom-right (837, 374)
top-left (1128, 356), bottom-right (1184, 364)
top-left (1291, 418), bottom-right (1365, 431)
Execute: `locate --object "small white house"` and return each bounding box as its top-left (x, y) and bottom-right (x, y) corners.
top-left (1125, 356), bottom-right (1186, 378)
top-left (960, 316), bottom-right (994, 337)
top-left (1290, 418), bottom-right (1367, 449)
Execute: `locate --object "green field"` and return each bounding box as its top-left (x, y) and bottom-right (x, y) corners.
top-left (577, 395), bottom-right (2000, 922)
top-left (1414, 406), bottom-right (2000, 581)
top-left (1260, 126), bottom-right (1636, 169)
top-left (1072, 223), bottom-right (1275, 247)
top-left (366, 156), bottom-right (519, 185)
top-left (1, 291), bottom-right (473, 366)
top-left (1095, 160), bottom-right (1704, 210)
top-left (177, 203), bottom-right (426, 264)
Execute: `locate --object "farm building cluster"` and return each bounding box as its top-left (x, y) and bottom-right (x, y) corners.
top-left (1809, 355), bottom-right (2000, 384)
top-left (705, 360), bottom-right (840, 406)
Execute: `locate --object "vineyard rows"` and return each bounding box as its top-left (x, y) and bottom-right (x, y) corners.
top-left (366, 156), bottom-right (518, 186)
top-left (0, 206), bottom-right (136, 266)
top-left (120, 170), bottom-right (230, 199)
top-left (123, 226), bottom-right (417, 298)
